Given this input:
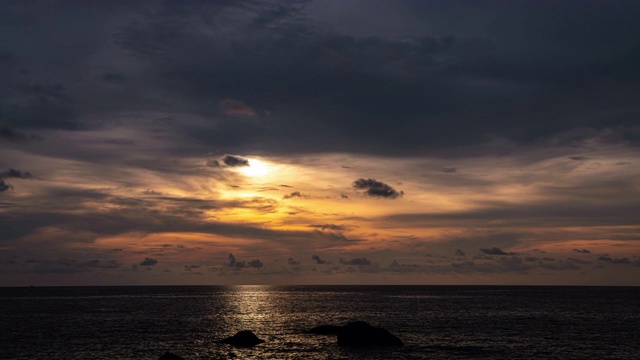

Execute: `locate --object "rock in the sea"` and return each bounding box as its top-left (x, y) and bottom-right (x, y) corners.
top-left (336, 321), bottom-right (403, 347)
top-left (159, 352), bottom-right (185, 360)
top-left (219, 330), bottom-right (265, 347)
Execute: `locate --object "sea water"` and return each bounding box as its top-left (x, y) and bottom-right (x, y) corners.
top-left (1, 286), bottom-right (639, 359)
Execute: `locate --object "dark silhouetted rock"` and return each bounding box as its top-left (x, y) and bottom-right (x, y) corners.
top-left (337, 321), bottom-right (403, 347)
top-left (306, 324), bottom-right (342, 335)
top-left (219, 330), bottom-right (265, 347)
top-left (159, 352), bottom-right (185, 360)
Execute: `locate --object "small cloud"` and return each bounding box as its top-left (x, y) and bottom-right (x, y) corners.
top-left (479, 247), bottom-right (514, 256)
top-left (615, 161), bottom-right (631, 166)
top-left (248, 259), bottom-right (263, 268)
top-left (223, 154), bottom-right (250, 167)
top-left (283, 191), bottom-right (302, 199)
top-left (140, 258), bottom-right (158, 266)
top-left (352, 178), bottom-right (403, 199)
top-left (340, 257), bottom-right (372, 266)
top-left (309, 224), bottom-right (347, 231)
top-left (442, 167), bottom-right (457, 173)
top-left (0, 179), bottom-right (11, 192)
top-left (206, 159), bottom-right (221, 167)
top-left (572, 248), bottom-right (591, 254)
top-left (219, 98), bottom-right (257, 117)
top-left (142, 189), bottom-right (162, 196)
top-left (568, 156), bottom-right (587, 161)
top-left (455, 249), bottom-right (466, 256)
top-left (340, 194), bottom-right (349, 199)
top-left (287, 258), bottom-right (300, 265)
top-left (312, 254), bottom-right (327, 264)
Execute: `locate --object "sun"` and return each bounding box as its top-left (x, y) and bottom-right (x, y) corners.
top-left (240, 159), bottom-right (270, 177)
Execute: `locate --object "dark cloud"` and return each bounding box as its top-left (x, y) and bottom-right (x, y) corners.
top-left (0, 169), bottom-right (33, 192)
top-left (340, 257), bottom-right (372, 266)
top-left (0, 169), bottom-right (33, 179)
top-left (442, 167), bottom-right (457, 173)
top-left (572, 249), bottom-right (591, 254)
top-left (228, 253), bottom-right (263, 268)
top-left (283, 191), bottom-right (302, 199)
top-left (100, 72), bottom-right (126, 84)
top-left (0, 124), bottom-right (37, 142)
top-left (568, 156), bottom-right (588, 161)
top-left (312, 254), bottom-right (327, 264)
top-left (1, 0), bottom-right (639, 156)
top-left (567, 257), bottom-right (591, 265)
top-left (309, 224), bottom-right (348, 231)
top-left (455, 249), bottom-right (466, 256)
top-left (598, 256), bottom-right (631, 264)
top-left (479, 247), bottom-right (513, 256)
top-left (352, 178), bottom-right (403, 199)
top-left (222, 154), bottom-right (250, 167)
top-left (139, 258), bottom-right (158, 266)
top-left (0, 179), bottom-right (11, 192)
top-left (287, 258), bottom-right (300, 265)
top-left (1, 83), bottom-right (76, 129)
top-left (206, 159), bottom-right (221, 168)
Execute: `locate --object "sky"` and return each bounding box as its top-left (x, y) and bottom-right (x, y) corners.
top-left (1, 0), bottom-right (639, 286)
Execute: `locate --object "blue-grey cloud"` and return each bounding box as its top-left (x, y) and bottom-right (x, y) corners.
top-left (479, 247), bottom-right (513, 256)
top-left (353, 178), bottom-right (403, 199)
top-left (340, 257), bottom-right (372, 266)
top-left (140, 258), bottom-right (158, 266)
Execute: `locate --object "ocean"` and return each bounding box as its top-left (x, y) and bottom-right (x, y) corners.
top-left (1, 286), bottom-right (638, 359)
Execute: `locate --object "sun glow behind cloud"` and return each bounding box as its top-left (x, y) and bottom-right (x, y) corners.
top-left (240, 159), bottom-right (270, 177)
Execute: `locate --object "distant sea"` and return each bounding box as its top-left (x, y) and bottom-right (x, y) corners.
top-left (1, 286), bottom-right (639, 359)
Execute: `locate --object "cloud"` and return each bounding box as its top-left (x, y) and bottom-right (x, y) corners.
top-left (139, 258), bottom-right (158, 266)
top-left (312, 254), bottom-right (327, 264)
top-left (340, 257), bottom-right (372, 266)
top-left (597, 256), bottom-right (631, 264)
top-left (568, 156), bottom-right (588, 161)
top-left (0, 180), bottom-right (11, 192)
top-left (479, 247), bottom-right (514, 256)
top-left (455, 249), bottom-right (466, 256)
top-left (352, 178), bottom-right (403, 199)
top-left (283, 191), bottom-right (302, 199)
top-left (0, 124), bottom-right (37, 142)
top-left (206, 159), bottom-right (221, 167)
top-left (219, 98), bottom-right (258, 117)
top-left (1, 83), bottom-right (76, 129)
top-left (442, 167), bottom-right (457, 173)
top-left (0, 169), bottom-right (33, 192)
top-left (287, 258), bottom-right (299, 265)
top-left (228, 253), bottom-right (263, 268)
top-left (572, 249), bottom-right (591, 254)
top-left (1, 169), bottom-right (33, 179)
top-left (309, 224), bottom-right (348, 231)
top-left (222, 154), bottom-right (250, 167)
